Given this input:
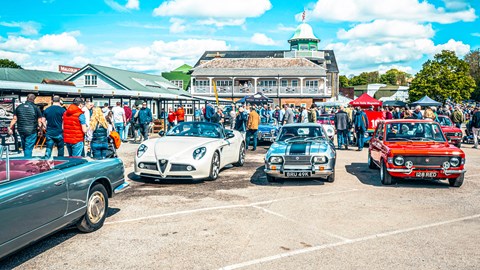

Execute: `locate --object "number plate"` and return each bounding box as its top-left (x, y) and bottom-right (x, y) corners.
top-left (285, 171), bottom-right (311, 178)
top-left (415, 172), bottom-right (437, 178)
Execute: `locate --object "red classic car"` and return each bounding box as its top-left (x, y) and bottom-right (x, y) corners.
top-left (437, 115), bottom-right (462, 148)
top-left (368, 119), bottom-right (466, 187)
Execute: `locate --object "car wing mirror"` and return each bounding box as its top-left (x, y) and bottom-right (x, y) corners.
top-left (158, 130), bottom-right (165, 137)
top-left (226, 133), bottom-right (235, 139)
top-left (378, 136), bottom-right (383, 141)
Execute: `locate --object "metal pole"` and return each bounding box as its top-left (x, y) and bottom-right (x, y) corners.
top-left (1, 146), bottom-right (10, 182)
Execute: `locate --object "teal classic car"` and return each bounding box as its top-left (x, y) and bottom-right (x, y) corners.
top-left (0, 154), bottom-right (128, 259)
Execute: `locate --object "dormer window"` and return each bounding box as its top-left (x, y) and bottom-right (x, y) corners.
top-left (85, 74), bottom-right (97, 86)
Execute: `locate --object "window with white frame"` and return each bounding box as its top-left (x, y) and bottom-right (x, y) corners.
top-left (281, 80), bottom-right (288, 87)
top-left (195, 80), bottom-right (209, 87)
top-left (171, 80), bottom-right (183, 89)
top-left (291, 80), bottom-right (298, 87)
top-left (215, 80), bottom-right (232, 87)
top-left (305, 80), bottom-right (319, 88)
top-left (85, 74), bottom-right (97, 86)
top-left (258, 80), bottom-right (277, 87)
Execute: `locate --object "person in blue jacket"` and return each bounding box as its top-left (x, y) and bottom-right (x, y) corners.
top-left (137, 102), bottom-right (153, 141)
top-left (353, 107), bottom-right (369, 151)
top-left (205, 102), bottom-right (215, 122)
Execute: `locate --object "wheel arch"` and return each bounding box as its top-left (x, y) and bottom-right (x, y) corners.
top-left (88, 177), bottom-right (113, 198)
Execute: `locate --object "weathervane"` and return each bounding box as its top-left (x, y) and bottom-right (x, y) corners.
top-left (302, 10), bottom-right (306, 22)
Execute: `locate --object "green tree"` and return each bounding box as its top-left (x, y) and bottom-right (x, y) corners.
top-left (0, 59), bottom-right (22, 69)
top-left (409, 50), bottom-right (476, 103)
top-left (380, 69), bottom-right (411, 85)
top-left (464, 49), bottom-right (480, 101)
top-left (339, 75), bottom-right (350, 88)
top-left (349, 71), bottom-right (379, 86)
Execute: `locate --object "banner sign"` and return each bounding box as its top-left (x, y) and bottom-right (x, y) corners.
top-left (364, 110), bottom-right (385, 131)
top-left (59, 65), bottom-right (80, 74)
top-left (0, 97), bottom-right (18, 151)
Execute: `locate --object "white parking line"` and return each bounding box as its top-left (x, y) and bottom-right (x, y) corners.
top-left (219, 214), bottom-right (480, 270)
top-left (105, 189), bottom-right (362, 225)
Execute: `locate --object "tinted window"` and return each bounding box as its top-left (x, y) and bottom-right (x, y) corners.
top-left (277, 126), bottom-right (325, 141)
top-left (385, 122), bottom-right (445, 142)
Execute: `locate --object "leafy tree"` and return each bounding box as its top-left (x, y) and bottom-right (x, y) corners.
top-left (349, 71), bottom-right (380, 86)
top-left (409, 50), bottom-right (476, 103)
top-left (0, 59), bottom-right (22, 69)
top-left (339, 75), bottom-right (350, 88)
top-left (464, 49), bottom-right (480, 101)
top-left (380, 69), bottom-right (411, 85)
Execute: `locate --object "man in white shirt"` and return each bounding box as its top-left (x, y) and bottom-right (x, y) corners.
top-left (82, 101), bottom-right (94, 128)
top-left (111, 101), bottom-right (127, 141)
top-left (301, 106), bottom-right (309, 123)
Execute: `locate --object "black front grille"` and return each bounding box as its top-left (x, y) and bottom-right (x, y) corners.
top-left (284, 155), bottom-right (312, 166)
top-left (140, 162), bottom-right (157, 170)
top-left (404, 156), bottom-right (450, 166)
top-left (170, 164), bottom-right (196, 172)
top-left (158, 159), bottom-right (168, 173)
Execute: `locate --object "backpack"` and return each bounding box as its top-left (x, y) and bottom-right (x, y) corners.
top-left (109, 130), bottom-right (122, 149)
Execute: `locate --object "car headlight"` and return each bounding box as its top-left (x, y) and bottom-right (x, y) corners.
top-left (456, 132), bottom-right (462, 137)
top-left (269, 156), bottom-right (283, 164)
top-left (193, 147), bottom-right (207, 160)
top-left (394, 156), bottom-right (405, 166)
top-left (450, 157), bottom-right (460, 167)
top-left (137, 144), bottom-right (148, 158)
top-left (313, 156), bottom-right (327, 164)
top-left (270, 129), bottom-right (276, 135)
top-left (364, 133), bottom-right (369, 138)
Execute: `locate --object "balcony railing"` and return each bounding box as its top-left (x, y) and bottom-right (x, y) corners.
top-left (193, 87), bottom-right (210, 94)
top-left (233, 86), bottom-right (254, 94)
top-left (284, 50), bottom-right (325, 59)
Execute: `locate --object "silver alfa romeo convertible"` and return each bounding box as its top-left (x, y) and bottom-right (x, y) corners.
top-left (264, 123), bottom-right (336, 182)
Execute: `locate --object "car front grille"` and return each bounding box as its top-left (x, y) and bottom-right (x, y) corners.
top-left (404, 156), bottom-right (450, 167)
top-left (170, 164), bottom-right (196, 172)
top-left (284, 155), bottom-right (312, 166)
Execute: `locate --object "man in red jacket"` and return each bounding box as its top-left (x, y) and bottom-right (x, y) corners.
top-left (176, 105), bottom-right (185, 123)
top-left (63, 97), bottom-right (87, 157)
top-left (167, 108), bottom-right (176, 130)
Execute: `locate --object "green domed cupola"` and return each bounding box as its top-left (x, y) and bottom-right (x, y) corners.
top-left (288, 22), bottom-right (320, 51)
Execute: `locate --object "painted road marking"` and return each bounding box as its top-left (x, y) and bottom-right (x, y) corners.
top-left (105, 188), bottom-right (362, 225)
top-left (219, 214), bottom-right (480, 270)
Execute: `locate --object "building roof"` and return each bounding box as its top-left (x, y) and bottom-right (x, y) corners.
top-left (289, 23), bottom-right (320, 42)
top-left (66, 64), bottom-right (185, 96)
top-left (194, 50), bottom-right (339, 73)
top-left (173, 64), bottom-right (192, 73)
top-left (191, 58), bottom-right (326, 77)
top-left (0, 68), bottom-right (69, 83)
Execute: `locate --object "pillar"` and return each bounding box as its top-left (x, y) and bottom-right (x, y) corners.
top-left (253, 78), bottom-right (258, 93)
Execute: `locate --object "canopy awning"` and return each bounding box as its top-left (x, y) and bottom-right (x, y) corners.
top-left (382, 100), bottom-right (407, 107)
top-left (236, 92), bottom-right (273, 104)
top-left (349, 93), bottom-right (382, 108)
top-left (410, 96), bottom-right (442, 107)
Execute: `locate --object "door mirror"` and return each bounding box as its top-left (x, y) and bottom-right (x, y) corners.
top-left (378, 136), bottom-right (383, 141)
top-left (226, 133), bottom-right (235, 139)
top-left (158, 130), bottom-right (165, 137)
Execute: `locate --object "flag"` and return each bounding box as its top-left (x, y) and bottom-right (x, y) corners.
top-left (302, 11), bottom-right (306, 22)
top-left (212, 80), bottom-right (219, 106)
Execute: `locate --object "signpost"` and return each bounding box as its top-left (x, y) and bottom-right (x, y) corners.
top-left (0, 97), bottom-right (19, 152)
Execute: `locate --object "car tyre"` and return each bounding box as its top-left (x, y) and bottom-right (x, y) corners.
top-left (77, 184), bottom-right (109, 233)
top-left (234, 143), bottom-right (246, 167)
top-left (449, 173), bottom-right (464, 187)
top-left (326, 170), bottom-right (335, 182)
top-left (207, 151), bottom-right (220, 181)
top-left (380, 161), bottom-right (395, 185)
top-left (368, 152), bottom-right (377, 169)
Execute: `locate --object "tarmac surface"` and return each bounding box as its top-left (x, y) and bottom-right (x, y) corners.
top-left (2, 138), bottom-right (480, 270)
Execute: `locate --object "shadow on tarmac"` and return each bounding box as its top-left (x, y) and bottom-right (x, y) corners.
top-left (250, 166), bottom-right (326, 186)
top-left (345, 162), bottom-right (451, 188)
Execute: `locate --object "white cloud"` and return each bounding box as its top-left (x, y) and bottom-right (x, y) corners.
top-left (250, 33), bottom-right (277, 46)
top-left (169, 18), bottom-right (186, 33)
top-left (276, 24), bottom-right (296, 32)
top-left (118, 21), bottom-right (167, 29)
top-left (0, 21), bottom-right (41, 36)
top-left (472, 33), bottom-right (480, 37)
top-left (111, 39), bottom-right (230, 73)
top-left (197, 18), bottom-right (245, 27)
top-left (0, 50), bottom-right (30, 63)
top-left (154, 0), bottom-right (271, 18)
top-left (125, 0), bottom-right (139, 10)
top-left (337, 20), bottom-right (435, 41)
top-left (433, 39), bottom-right (470, 56)
top-left (105, 0), bottom-right (139, 12)
top-left (0, 32), bottom-right (85, 53)
top-left (302, 0), bottom-right (476, 24)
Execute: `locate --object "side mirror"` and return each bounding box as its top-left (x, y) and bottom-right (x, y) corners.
top-left (158, 130), bottom-right (165, 137)
top-left (226, 133), bottom-right (235, 139)
top-left (378, 136), bottom-right (383, 141)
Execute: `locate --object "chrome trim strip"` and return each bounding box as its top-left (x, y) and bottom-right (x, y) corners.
top-left (114, 181), bottom-right (130, 194)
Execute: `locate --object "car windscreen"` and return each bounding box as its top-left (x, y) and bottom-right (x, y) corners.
top-left (277, 126), bottom-right (326, 141)
top-left (385, 122), bottom-right (446, 142)
top-left (438, 116), bottom-right (453, 127)
top-left (166, 122), bottom-right (223, 138)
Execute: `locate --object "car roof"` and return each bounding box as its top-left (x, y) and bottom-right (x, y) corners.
top-left (381, 119), bottom-right (434, 124)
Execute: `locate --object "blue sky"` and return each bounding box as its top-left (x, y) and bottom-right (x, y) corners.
top-left (0, 0), bottom-right (478, 76)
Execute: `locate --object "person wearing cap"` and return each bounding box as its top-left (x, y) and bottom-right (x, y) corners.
top-left (123, 101), bottom-right (132, 141)
top-left (137, 102), bottom-right (153, 141)
top-left (42, 95), bottom-right (66, 159)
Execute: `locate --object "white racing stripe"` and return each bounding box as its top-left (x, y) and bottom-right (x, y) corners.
top-left (105, 188), bottom-right (361, 225)
top-left (220, 214), bottom-right (480, 270)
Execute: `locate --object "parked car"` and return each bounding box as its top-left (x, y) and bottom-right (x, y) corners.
top-left (0, 156), bottom-right (128, 259)
top-left (316, 114), bottom-right (335, 139)
top-left (264, 123), bottom-right (336, 182)
top-left (437, 115), bottom-right (462, 148)
top-left (257, 118), bottom-right (280, 142)
top-left (134, 121), bottom-right (245, 181)
top-left (368, 119), bottom-right (466, 187)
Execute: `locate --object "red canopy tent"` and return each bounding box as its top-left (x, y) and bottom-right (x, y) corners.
top-left (349, 93), bottom-right (382, 109)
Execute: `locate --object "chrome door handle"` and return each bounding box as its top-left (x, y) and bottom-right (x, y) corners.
top-left (54, 180), bottom-right (65, 186)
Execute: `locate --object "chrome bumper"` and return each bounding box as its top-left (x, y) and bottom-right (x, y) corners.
top-left (114, 180), bottom-right (130, 194)
top-left (387, 168), bottom-right (466, 176)
top-left (264, 169), bottom-right (334, 179)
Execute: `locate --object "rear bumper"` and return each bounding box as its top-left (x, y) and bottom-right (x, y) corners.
top-left (113, 180), bottom-right (130, 194)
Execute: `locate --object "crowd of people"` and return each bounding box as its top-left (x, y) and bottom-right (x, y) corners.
top-left (8, 94), bottom-right (153, 160)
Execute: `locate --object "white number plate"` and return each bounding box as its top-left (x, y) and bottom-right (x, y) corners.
top-left (285, 171), bottom-right (311, 178)
top-left (415, 172), bottom-right (437, 178)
